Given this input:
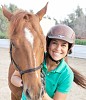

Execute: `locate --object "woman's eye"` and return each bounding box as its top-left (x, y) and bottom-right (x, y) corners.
top-left (11, 42), bottom-right (18, 49)
top-left (62, 44), bottom-right (66, 47)
top-left (52, 41), bottom-right (57, 44)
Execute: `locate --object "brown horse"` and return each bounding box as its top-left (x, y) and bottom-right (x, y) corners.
top-left (2, 3), bottom-right (48, 100)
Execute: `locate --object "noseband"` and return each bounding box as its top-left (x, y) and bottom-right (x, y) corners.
top-left (10, 42), bottom-right (42, 76)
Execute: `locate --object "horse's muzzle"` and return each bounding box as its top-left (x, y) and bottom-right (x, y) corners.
top-left (24, 87), bottom-right (43, 100)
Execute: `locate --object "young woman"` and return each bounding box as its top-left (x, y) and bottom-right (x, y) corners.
top-left (11, 24), bottom-right (86, 100)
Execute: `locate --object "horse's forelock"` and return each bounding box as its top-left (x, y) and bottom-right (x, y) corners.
top-left (8, 11), bottom-right (30, 37)
top-left (8, 10), bottom-right (45, 53)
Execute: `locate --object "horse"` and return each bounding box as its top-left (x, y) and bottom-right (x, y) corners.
top-left (2, 3), bottom-right (48, 100)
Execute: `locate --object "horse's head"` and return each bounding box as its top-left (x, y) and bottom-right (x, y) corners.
top-left (2, 3), bottom-right (48, 100)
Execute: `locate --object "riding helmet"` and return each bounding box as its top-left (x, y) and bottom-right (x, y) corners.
top-left (46, 24), bottom-right (75, 53)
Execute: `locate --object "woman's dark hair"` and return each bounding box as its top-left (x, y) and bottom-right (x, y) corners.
top-left (70, 66), bottom-right (86, 88)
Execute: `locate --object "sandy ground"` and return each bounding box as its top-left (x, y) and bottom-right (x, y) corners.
top-left (0, 48), bottom-right (86, 100)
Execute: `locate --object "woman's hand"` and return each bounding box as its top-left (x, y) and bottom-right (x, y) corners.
top-left (11, 70), bottom-right (23, 87)
top-left (42, 92), bottom-right (53, 100)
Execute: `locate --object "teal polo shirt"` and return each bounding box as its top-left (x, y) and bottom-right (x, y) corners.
top-left (42, 58), bottom-right (74, 98)
top-left (21, 58), bottom-right (74, 100)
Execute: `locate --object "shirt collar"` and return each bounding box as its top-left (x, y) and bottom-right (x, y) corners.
top-left (43, 58), bottom-right (66, 74)
top-left (54, 59), bottom-right (66, 73)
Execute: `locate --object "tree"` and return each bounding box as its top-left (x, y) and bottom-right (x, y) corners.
top-left (0, 7), bottom-right (8, 33)
top-left (53, 18), bottom-right (58, 25)
top-left (0, 4), bottom-right (18, 36)
top-left (75, 6), bottom-right (84, 17)
top-left (8, 3), bottom-right (18, 13)
top-left (60, 5), bottom-right (86, 38)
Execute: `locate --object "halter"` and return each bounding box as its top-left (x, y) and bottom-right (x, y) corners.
top-left (10, 42), bottom-right (45, 96)
top-left (10, 42), bottom-right (42, 76)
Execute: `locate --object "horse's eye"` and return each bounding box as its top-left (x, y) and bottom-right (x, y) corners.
top-left (10, 42), bottom-right (16, 48)
top-left (12, 43), bottom-right (15, 47)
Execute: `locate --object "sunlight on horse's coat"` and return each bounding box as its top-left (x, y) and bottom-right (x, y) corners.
top-left (33, 53), bottom-right (38, 78)
top-left (24, 28), bottom-right (34, 48)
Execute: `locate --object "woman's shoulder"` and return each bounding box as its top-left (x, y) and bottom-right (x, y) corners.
top-left (60, 59), bottom-right (74, 76)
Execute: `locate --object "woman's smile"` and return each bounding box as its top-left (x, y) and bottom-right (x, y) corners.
top-left (53, 51), bottom-right (61, 57)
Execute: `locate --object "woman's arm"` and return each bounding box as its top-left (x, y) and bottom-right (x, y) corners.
top-left (53, 91), bottom-right (67, 100)
top-left (42, 91), bottom-right (67, 100)
top-left (11, 70), bottom-right (23, 87)
top-left (42, 92), bottom-right (53, 100)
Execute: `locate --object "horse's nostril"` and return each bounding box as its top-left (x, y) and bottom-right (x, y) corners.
top-left (26, 89), bottom-right (31, 99)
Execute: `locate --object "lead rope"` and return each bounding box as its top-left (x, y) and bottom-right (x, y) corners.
top-left (41, 53), bottom-right (46, 96)
top-left (41, 68), bottom-right (46, 96)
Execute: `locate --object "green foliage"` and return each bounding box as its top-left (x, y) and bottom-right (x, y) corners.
top-left (60, 5), bottom-right (86, 38)
top-left (75, 6), bottom-right (84, 17)
top-left (8, 4), bottom-right (18, 12)
top-left (0, 31), bottom-right (8, 39)
top-left (75, 39), bottom-right (86, 45)
top-left (0, 3), bottom-right (18, 39)
top-left (0, 7), bottom-right (8, 33)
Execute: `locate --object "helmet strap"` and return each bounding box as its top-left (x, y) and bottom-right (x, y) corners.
top-left (47, 52), bottom-right (60, 64)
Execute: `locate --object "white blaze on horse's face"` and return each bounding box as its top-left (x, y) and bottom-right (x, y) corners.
top-left (24, 28), bottom-right (38, 78)
top-left (24, 28), bottom-right (34, 48)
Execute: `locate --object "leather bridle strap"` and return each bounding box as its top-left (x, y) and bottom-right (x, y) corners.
top-left (10, 42), bottom-right (42, 76)
top-left (20, 65), bottom-right (43, 75)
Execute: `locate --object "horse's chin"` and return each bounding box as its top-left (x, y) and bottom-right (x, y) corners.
top-left (26, 97), bottom-right (42, 100)
top-left (26, 96), bottom-right (42, 100)
top-left (23, 89), bottom-right (42, 100)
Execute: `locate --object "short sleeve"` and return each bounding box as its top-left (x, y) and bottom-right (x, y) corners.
top-left (56, 72), bottom-right (74, 94)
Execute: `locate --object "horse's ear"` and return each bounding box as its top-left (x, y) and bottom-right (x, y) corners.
top-left (36, 2), bottom-right (48, 21)
top-left (2, 5), bottom-right (13, 21)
